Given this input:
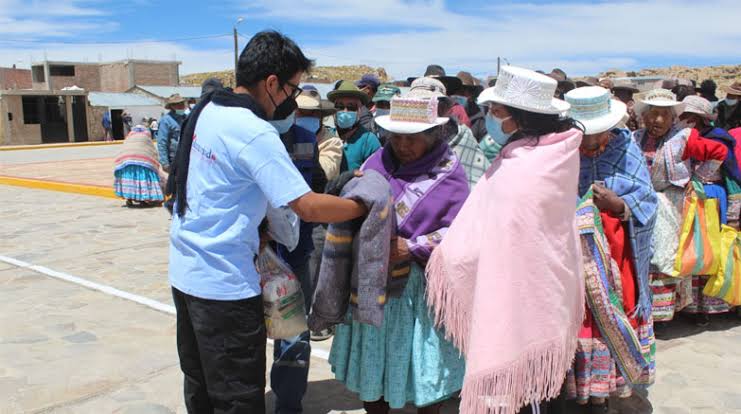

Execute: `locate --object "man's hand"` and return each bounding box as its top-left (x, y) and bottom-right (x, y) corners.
top-left (593, 184), bottom-right (625, 216)
top-left (325, 170), bottom-right (363, 196)
top-left (162, 165), bottom-right (171, 173)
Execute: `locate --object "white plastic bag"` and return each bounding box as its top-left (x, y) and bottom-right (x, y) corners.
top-left (255, 246), bottom-right (308, 339)
top-left (265, 206), bottom-right (300, 252)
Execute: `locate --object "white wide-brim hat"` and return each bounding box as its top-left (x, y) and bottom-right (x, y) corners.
top-left (634, 89), bottom-right (685, 118)
top-left (565, 86), bottom-right (627, 135)
top-left (375, 83), bottom-right (449, 135)
top-left (477, 66), bottom-right (570, 115)
top-left (375, 114), bottom-right (448, 135)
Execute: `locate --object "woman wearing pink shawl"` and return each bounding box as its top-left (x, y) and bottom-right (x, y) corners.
top-left (426, 66), bottom-right (585, 414)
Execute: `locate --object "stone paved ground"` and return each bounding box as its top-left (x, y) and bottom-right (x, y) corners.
top-left (0, 145), bottom-right (144, 189)
top-left (2, 178), bottom-right (741, 413)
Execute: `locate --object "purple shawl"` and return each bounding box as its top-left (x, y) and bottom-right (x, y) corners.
top-left (362, 141), bottom-right (470, 267)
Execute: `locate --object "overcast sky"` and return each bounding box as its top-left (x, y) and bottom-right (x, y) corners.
top-left (1, 0), bottom-right (740, 80)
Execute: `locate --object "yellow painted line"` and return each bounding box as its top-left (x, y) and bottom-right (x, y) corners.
top-left (0, 175), bottom-right (117, 199)
top-left (0, 141), bottom-right (122, 152)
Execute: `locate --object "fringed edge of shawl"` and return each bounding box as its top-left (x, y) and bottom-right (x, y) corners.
top-left (458, 334), bottom-right (581, 414)
top-left (425, 248), bottom-right (471, 354)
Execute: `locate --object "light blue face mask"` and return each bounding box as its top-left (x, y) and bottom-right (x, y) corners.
top-left (336, 111), bottom-right (358, 129)
top-left (174, 109), bottom-right (187, 116)
top-left (485, 114), bottom-right (516, 145)
top-left (295, 116), bottom-right (321, 133)
top-left (374, 108), bottom-right (390, 118)
top-left (726, 98), bottom-right (739, 106)
top-left (269, 112), bottom-right (295, 134)
top-left (452, 95), bottom-right (469, 107)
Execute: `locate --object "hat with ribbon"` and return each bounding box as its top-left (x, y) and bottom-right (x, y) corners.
top-left (634, 88), bottom-right (685, 117)
top-left (565, 86), bottom-right (627, 135)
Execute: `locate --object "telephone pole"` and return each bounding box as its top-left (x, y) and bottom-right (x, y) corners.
top-left (234, 17), bottom-right (245, 80)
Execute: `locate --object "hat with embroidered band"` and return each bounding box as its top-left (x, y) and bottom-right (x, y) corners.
top-left (634, 88), bottom-right (685, 117)
top-left (681, 95), bottom-right (717, 121)
top-left (565, 86), bottom-right (627, 135)
top-left (477, 66), bottom-right (570, 115)
top-left (296, 85), bottom-right (336, 115)
top-left (375, 91), bottom-right (449, 135)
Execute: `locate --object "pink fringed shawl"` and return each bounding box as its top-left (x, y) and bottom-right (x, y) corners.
top-left (426, 129), bottom-right (585, 414)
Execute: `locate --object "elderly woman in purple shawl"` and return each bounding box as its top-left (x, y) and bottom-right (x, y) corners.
top-left (328, 91), bottom-right (470, 414)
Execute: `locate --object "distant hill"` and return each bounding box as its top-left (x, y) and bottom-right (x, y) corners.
top-left (183, 63), bottom-right (741, 97)
top-left (600, 64), bottom-right (741, 96)
top-left (182, 65), bottom-right (389, 88)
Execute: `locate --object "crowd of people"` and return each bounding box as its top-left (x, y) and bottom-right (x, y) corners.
top-left (107, 29), bottom-right (741, 414)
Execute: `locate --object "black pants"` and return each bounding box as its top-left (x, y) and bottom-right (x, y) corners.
top-left (172, 287), bottom-right (267, 414)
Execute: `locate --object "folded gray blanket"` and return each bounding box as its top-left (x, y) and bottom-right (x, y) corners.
top-left (308, 170), bottom-right (393, 330)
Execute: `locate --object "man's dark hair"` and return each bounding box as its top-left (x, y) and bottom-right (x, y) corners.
top-left (236, 30), bottom-right (313, 88)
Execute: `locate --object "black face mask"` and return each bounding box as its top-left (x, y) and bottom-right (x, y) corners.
top-left (273, 96), bottom-right (297, 121)
top-left (267, 82), bottom-right (299, 121)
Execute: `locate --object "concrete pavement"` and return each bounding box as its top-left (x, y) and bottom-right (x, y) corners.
top-left (2, 181), bottom-right (741, 413)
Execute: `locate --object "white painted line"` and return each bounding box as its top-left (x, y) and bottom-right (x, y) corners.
top-left (0, 254), bottom-right (331, 361)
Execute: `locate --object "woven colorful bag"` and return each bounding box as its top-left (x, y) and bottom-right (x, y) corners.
top-left (673, 181), bottom-right (721, 277)
top-left (703, 225), bottom-right (741, 306)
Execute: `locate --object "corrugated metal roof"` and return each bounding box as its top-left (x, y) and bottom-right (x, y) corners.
top-left (135, 85), bottom-right (202, 99)
top-left (88, 92), bottom-right (161, 107)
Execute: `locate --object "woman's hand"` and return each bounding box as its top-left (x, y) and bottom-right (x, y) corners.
top-left (593, 184), bottom-right (625, 216)
top-left (390, 237), bottom-right (411, 263)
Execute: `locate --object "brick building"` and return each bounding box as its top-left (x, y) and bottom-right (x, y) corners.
top-left (0, 67), bottom-right (32, 90)
top-left (1, 58), bottom-right (185, 145)
top-left (31, 59), bottom-right (181, 93)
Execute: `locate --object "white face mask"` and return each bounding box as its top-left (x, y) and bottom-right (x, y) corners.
top-left (726, 98), bottom-right (739, 106)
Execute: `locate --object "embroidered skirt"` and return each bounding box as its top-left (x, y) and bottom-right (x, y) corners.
top-left (329, 264), bottom-right (465, 409)
top-left (683, 275), bottom-right (731, 314)
top-left (651, 274), bottom-right (693, 322)
top-left (114, 165), bottom-right (164, 202)
top-left (567, 214), bottom-right (654, 402)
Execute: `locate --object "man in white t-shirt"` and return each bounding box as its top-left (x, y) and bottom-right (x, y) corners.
top-left (167, 31), bottom-right (367, 414)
